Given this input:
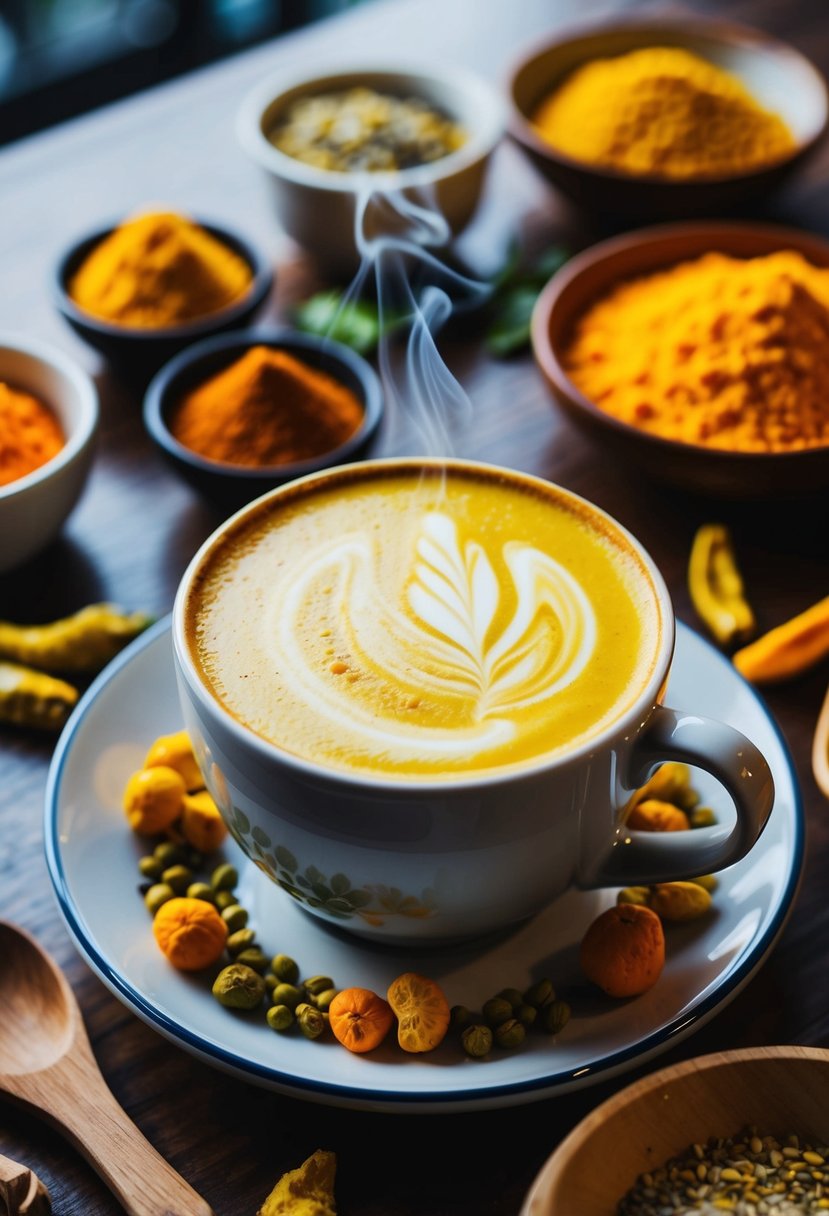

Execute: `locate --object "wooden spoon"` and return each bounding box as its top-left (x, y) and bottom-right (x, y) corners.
top-left (0, 921), bottom-right (214, 1216)
top-left (0, 1151), bottom-right (51, 1215)
top-left (812, 679), bottom-right (829, 801)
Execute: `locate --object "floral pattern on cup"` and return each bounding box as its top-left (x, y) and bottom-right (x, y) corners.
top-left (227, 804), bottom-right (437, 924)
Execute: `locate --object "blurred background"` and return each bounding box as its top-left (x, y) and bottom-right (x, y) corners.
top-left (0, 0), bottom-right (376, 146)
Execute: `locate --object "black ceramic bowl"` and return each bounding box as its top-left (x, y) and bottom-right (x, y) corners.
top-left (54, 218), bottom-right (274, 378)
top-left (143, 328), bottom-right (385, 512)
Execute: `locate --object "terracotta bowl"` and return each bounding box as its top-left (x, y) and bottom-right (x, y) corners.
top-left (531, 220), bottom-right (829, 500)
top-left (506, 14), bottom-right (829, 223)
top-left (520, 1045), bottom-right (829, 1216)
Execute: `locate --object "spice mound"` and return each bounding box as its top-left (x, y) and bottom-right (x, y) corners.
top-left (269, 86), bottom-right (466, 172)
top-left (563, 250), bottom-right (829, 453)
top-left (68, 210), bottom-right (253, 329)
top-left (0, 382), bottom-right (64, 486)
top-left (618, 1127), bottom-right (829, 1215)
top-left (168, 345), bottom-right (364, 467)
top-left (531, 47), bottom-right (795, 179)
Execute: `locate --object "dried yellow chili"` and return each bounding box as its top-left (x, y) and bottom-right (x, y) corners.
top-left (688, 524), bottom-right (756, 647)
top-left (733, 595), bottom-right (829, 684)
top-left (0, 603), bottom-right (152, 674)
top-left (0, 661), bottom-right (78, 730)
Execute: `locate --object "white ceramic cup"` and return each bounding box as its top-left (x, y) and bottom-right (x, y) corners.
top-left (172, 459), bottom-right (774, 945)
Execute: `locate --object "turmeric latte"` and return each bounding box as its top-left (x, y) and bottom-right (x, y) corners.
top-left (69, 211), bottom-right (252, 328)
top-left (563, 250), bottom-right (829, 453)
top-left (186, 464), bottom-right (662, 780)
top-left (532, 47), bottom-right (794, 178)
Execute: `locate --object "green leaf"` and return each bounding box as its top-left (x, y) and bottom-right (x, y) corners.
top-left (294, 291), bottom-right (381, 355)
top-left (484, 285), bottom-right (541, 357)
top-left (526, 244), bottom-right (570, 286)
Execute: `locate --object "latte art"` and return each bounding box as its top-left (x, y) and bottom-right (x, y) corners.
top-left (187, 466), bottom-right (662, 778)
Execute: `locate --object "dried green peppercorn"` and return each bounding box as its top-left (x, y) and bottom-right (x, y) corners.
top-left (270, 954), bottom-right (299, 984)
top-left (186, 881), bottom-right (216, 903)
top-left (295, 1002), bottom-right (326, 1039)
top-left (212, 964), bottom-right (266, 1010)
top-left (210, 862), bottom-right (238, 892)
top-left (235, 947), bottom-right (269, 974)
top-left (161, 864), bottom-right (192, 894)
top-left (220, 904), bottom-right (248, 933)
top-left (540, 999), bottom-right (571, 1035)
top-left (226, 928), bottom-right (256, 957)
top-left (138, 855), bottom-right (163, 881)
top-left (267, 1004), bottom-right (294, 1032)
top-left (494, 1018), bottom-right (526, 1049)
top-left (271, 982), bottom-right (303, 1010)
top-left (482, 997), bottom-right (513, 1027)
top-left (524, 978), bottom-right (555, 1008)
top-left (303, 975), bottom-right (334, 997)
top-left (461, 1024), bottom-right (493, 1058)
top-left (144, 882), bottom-right (175, 915)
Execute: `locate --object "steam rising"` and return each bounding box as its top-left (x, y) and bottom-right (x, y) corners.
top-left (332, 184), bottom-right (492, 455)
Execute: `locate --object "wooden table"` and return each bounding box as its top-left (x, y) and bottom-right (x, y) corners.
top-left (2, 1), bottom-right (829, 1213)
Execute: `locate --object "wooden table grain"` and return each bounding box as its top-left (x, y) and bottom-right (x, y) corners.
top-left (1, 1), bottom-right (829, 1213)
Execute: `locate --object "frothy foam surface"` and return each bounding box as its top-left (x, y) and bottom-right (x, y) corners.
top-left (186, 467), bottom-right (662, 779)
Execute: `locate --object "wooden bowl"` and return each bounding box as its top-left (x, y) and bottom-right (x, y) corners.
top-left (506, 15), bottom-right (829, 223)
top-left (531, 220), bottom-right (829, 500)
top-left (520, 1045), bottom-right (829, 1216)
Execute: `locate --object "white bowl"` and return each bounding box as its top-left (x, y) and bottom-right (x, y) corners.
top-left (0, 335), bottom-right (99, 573)
top-left (237, 60), bottom-right (507, 274)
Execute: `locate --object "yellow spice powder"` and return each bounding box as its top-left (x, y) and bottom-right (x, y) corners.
top-left (563, 250), bottom-right (829, 453)
top-left (69, 210), bottom-right (253, 329)
top-left (532, 46), bottom-right (795, 179)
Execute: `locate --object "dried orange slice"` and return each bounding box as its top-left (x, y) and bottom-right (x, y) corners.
top-left (387, 971), bottom-right (450, 1053)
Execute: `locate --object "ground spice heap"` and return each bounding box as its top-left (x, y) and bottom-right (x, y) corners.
top-left (618, 1127), bottom-right (829, 1215)
top-left (563, 250), bottom-right (829, 453)
top-left (68, 210), bottom-right (252, 328)
top-left (0, 382), bottom-right (64, 486)
top-left (532, 46), bottom-right (794, 179)
top-left (169, 345), bottom-right (364, 467)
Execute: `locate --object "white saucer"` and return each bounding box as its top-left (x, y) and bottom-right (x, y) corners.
top-left (45, 617), bottom-right (803, 1113)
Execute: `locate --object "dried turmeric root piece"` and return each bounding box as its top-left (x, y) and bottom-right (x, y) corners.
top-left (688, 523), bottom-right (756, 646)
top-left (733, 595), bottom-right (829, 684)
top-left (0, 603), bottom-right (152, 674)
top-left (0, 661), bottom-right (78, 731)
top-left (258, 1150), bottom-right (337, 1216)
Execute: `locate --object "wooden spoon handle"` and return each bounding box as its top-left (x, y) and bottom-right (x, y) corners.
top-left (4, 1062), bottom-right (214, 1216)
top-left (0, 1153), bottom-right (51, 1216)
top-left (57, 1078), bottom-right (214, 1216)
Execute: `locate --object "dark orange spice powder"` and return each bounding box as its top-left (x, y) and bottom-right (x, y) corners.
top-left (169, 345), bottom-right (364, 467)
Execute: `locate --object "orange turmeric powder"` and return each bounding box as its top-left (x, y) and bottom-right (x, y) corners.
top-left (169, 345), bottom-right (364, 467)
top-left (563, 250), bottom-right (829, 453)
top-left (68, 210), bottom-right (252, 328)
top-left (0, 382), bottom-right (64, 486)
top-left (532, 47), bottom-right (794, 179)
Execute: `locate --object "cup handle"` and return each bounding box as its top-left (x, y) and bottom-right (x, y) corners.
top-left (590, 704), bottom-right (775, 887)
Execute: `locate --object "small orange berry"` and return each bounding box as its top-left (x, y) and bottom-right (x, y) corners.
top-left (123, 766), bottom-right (185, 835)
top-left (152, 896), bottom-right (228, 971)
top-left (580, 903), bottom-right (665, 998)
